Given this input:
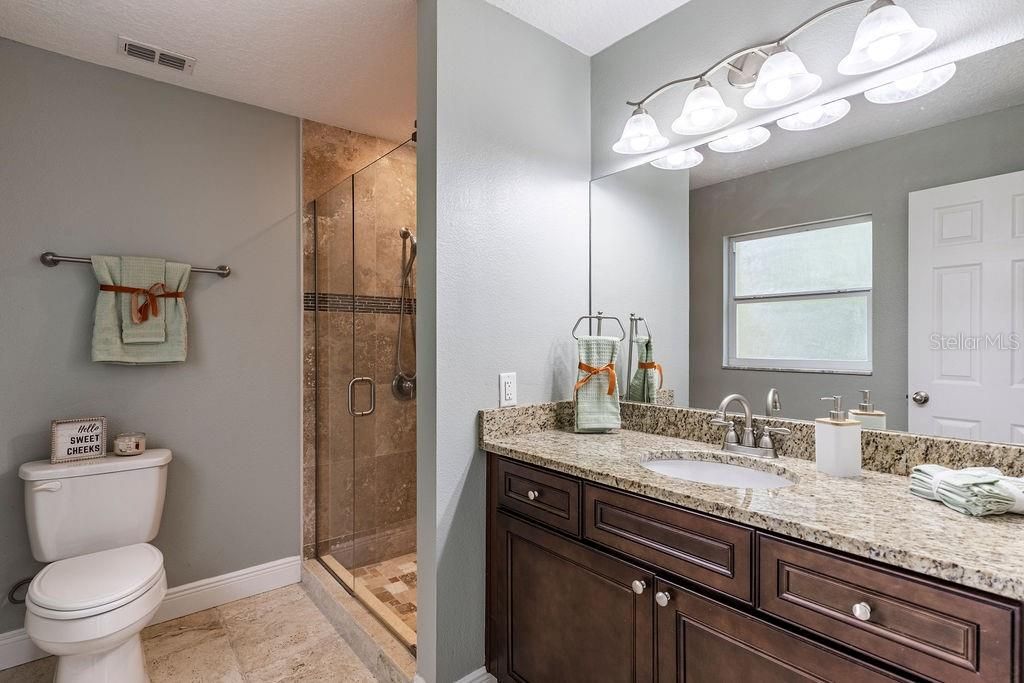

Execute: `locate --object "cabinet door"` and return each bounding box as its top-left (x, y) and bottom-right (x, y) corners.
top-left (490, 511), bottom-right (655, 683)
top-left (655, 579), bottom-right (909, 683)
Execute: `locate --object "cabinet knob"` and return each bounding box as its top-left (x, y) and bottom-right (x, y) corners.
top-left (526, 490), bottom-right (540, 501)
top-left (852, 602), bottom-right (872, 622)
top-left (631, 580), bottom-right (646, 595)
top-left (655, 591), bottom-right (671, 608)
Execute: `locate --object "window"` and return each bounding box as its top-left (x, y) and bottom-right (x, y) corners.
top-left (724, 216), bottom-right (873, 374)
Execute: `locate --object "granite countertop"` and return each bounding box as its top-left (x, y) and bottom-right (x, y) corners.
top-left (482, 427), bottom-right (1024, 601)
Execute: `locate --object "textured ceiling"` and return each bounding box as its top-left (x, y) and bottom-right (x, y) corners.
top-left (0, 0), bottom-right (416, 142)
top-left (483, 0), bottom-right (695, 55)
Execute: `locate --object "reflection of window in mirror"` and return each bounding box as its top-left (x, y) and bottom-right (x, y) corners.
top-left (724, 217), bottom-right (873, 374)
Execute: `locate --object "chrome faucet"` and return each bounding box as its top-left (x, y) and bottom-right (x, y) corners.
top-left (710, 392), bottom-right (789, 458)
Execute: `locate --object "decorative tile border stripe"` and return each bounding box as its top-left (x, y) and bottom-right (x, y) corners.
top-left (303, 292), bottom-right (416, 315)
top-left (479, 401), bottom-right (1024, 478)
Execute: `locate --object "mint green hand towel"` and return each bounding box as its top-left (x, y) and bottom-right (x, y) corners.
top-left (92, 256), bottom-right (191, 364)
top-left (120, 256), bottom-right (167, 343)
top-left (574, 336), bottom-right (620, 433)
top-left (626, 336), bottom-right (663, 403)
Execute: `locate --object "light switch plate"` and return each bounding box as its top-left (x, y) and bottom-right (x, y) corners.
top-left (499, 372), bottom-right (517, 407)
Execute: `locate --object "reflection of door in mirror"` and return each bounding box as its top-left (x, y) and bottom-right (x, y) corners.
top-left (909, 170), bottom-right (1024, 444)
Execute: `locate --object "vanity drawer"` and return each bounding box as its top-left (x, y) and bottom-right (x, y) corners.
top-left (583, 484), bottom-right (753, 603)
top-left (495, 457), bottom-right (581, 536)
top-left (757, 534), bottom-right (1021, 683)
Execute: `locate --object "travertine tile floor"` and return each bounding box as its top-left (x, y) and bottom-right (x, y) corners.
top-left (349, 552), bottom-right (417, 634)
top-left (0, 585), bottom-right (376, 682)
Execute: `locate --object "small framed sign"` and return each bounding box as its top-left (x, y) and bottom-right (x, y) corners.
top-left (51, 417), bottom-right (108, 463)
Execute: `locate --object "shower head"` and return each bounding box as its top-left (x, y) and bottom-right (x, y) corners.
top-left (399, 227), bottom-right (417, 280)
top-left (399, 227), bottom-right (413, 240)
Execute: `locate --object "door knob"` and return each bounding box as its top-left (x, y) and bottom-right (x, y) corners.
top-left (631, 580), bottom-right (646, 595)
top-left (912, 391), bottom-right (929, 405)
top-left (852, 602), bottom-right (872, 622)
top-left (526, 490), bottom-right (540, 501)
top-left (655, 591), bottom-right (671, 608)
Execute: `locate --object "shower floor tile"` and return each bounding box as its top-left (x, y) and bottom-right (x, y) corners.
top-left (350, 552), bottom-right (417, 634)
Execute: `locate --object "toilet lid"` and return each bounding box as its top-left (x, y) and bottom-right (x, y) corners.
top-left (28, 543), bottom-right (164, 615)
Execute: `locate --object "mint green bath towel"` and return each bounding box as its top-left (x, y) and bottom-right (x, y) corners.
top-left (626, 336), bottom-right (663, 403)
top-left (574, 336), bottom-right (621, 433)
top-left (91, 256), bottom-right (191, 364)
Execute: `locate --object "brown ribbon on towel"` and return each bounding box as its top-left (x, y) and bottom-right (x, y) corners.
top-left (638, 361), bottom-right (664, 389)
top-left (99, 283), bottom-right (184, 323)
top-left (575, 362), bottom-right (617, 396)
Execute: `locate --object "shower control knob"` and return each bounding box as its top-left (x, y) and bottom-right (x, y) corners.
top-left (631, 580), bottom-right (646, 595)
top-left (655, 591), bottom-right (671, 608)
top-left (527, 490), bottom-right (540, 501)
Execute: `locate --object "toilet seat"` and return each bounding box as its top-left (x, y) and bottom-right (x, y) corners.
top-left (27, 543), bottom-right (164, 620)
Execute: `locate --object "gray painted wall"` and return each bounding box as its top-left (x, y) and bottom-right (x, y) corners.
top-left (0, 39), bottom-right (301, 633)
top-left (419, 1), bottom-right (591, 679)
top-left (590, 164), bottom-right (689, 405)
top-left (690, 104), bottom-right (1024, 427)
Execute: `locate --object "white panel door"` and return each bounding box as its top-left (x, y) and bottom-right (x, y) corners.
top-left (908, 169), bottom-right (1024, 443)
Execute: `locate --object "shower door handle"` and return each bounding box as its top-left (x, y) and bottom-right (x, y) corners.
top-left (347, 377), bottom-right (376, 417)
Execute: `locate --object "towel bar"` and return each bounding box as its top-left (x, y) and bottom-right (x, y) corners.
top-left (40, 252), bottom-right (231, 278)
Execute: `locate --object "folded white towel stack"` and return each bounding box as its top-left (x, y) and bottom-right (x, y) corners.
top-left (909, 464), bottom-right (1024, 517)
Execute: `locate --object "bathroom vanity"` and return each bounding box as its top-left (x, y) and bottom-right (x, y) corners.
top-left (482, 414), bottom-right (1024, 683)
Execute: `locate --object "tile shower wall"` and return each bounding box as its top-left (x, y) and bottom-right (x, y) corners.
top-left (301, 121), bottom-right (416, 564)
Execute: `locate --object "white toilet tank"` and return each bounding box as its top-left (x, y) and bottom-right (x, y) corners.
top-left (19, 449), bottom-right (171, 562)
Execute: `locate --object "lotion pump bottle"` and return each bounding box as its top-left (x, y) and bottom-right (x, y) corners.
top-left (815, 395), bottom-right (862, 478)
top-left (848, 389), bottom-right (887, 430)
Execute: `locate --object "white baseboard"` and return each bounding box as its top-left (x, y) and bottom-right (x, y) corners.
top-left (152, 555), bottom-right (301, 624)
top-left (0, 555), bottom-right (301, 671)
top-left (0, 629), bottom-right (46, 671)
top-left (414, 668), bottom-right (495, 683)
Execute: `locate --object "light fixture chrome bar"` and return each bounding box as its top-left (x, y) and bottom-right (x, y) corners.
top-left (625, 0), bottom-right (871, 107)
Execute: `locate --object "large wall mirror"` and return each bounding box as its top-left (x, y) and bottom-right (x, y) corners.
top-left (591, 37), bottom-right (1024, 445)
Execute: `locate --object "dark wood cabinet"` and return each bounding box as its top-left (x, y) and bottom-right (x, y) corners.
top-left (489, 510), bottom-right (655, 682)
top-left (486, 454), bottom-right (1022, 683)
top-left (655, 578), bottom-right (910, 682)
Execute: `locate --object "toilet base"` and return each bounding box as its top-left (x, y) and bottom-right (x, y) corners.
top-left (54, 633), bottom-right (149, 683)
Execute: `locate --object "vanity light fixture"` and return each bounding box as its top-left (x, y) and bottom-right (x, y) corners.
top-left (612, 0), bottom-right (941, 154)
top-left (777, 99), bottom-right (851, 131)
top-left (743, 48), bottom-right (822, 109)
top-left (838, 0), bottom-right (936, 75)
top-left (612, 105), bottom-right (669, 154)
top-left (671, 79), bottom-right (737, 135)
top-left (864, 62), bottom-right (956, 104)
top-left (651, 148), bottom-right (704, 170)
top-left (709, 126), bottom-right (771, 153)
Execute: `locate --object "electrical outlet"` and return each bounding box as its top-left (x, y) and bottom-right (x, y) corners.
top-left (499, 372), bottom-right (517, 407)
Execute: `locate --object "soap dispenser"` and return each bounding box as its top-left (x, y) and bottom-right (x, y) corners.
top-left (815, 395), bottom-right (862, 477)
top-left (848, 389), bottom-right (887, 430)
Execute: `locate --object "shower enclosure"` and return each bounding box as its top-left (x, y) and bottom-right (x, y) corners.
top-left (311, 140), bottom-right (417, 651)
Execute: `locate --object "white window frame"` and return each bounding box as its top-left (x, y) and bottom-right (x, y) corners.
top-left (723, 215), bottom-right (873, 375)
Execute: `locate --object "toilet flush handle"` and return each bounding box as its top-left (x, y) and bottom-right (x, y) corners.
top-left (32, 481), bottom-right (61, 492)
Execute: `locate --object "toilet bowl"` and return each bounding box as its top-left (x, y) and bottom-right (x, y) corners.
top-left (25, 544), bottom-right (167, 683)
top-left (20, 449), bottom-right (172, 681)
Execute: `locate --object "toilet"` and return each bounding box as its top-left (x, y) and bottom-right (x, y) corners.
top-left (19, 449), bottom-right (172, 683)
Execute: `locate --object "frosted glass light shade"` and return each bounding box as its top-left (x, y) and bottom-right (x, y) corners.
top-left (838, 2), bottom-right (936, 75)
top-left (612, 107), bottom-right (669, 154)
top-left (671, 81), bottom-right (737, 135)
top-left (708, 126), bottom-right (771, 153)
top-left (744, 50), bottom-right (822, 109)
top-left (864, 62), bottom-right (956, 104)
top-left (777, 99), bottom-right (851, 131)
top-left (651, 148), bottom-right (704, 170)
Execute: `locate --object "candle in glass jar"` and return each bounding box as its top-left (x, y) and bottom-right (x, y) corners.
top-left (113, 432), bottom-right (146, 456)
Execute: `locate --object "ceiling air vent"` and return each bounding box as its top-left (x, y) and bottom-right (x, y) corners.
top-left (117, 36), bottom-right (196, 74)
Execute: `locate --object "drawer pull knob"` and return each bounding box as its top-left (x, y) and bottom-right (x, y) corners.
top-left (852, 602), bottom-right (872, 622)
top-left (655, 591), bottom-right (671, 608)
top-left (631, 580), bottom-right (646, 595)
top-left (526, 490), bottom-right (540, 501)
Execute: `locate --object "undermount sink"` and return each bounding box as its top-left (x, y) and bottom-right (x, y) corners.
top-left (642, 457), bottom-right (795, 490)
